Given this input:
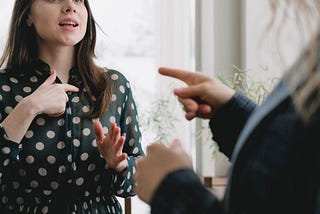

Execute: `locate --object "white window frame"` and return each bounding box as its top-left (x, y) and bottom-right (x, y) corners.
top-left (195, 0), bottom-right (245, 176)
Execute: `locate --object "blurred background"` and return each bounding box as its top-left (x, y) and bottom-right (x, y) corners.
top-left (0, 0), bottom-right (312, 213)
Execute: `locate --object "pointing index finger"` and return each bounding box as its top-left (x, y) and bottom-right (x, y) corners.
top-left (158, 67), bottom-right (194, 85)
top-left (41, 69), bottom-right (57, 86)
top-left (61, 83), bottom-right (79, 93)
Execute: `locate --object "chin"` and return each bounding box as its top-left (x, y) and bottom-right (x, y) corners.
top-left (62, 38), bottom-right (83, 46)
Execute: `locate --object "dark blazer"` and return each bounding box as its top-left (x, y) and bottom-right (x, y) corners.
top-left (150, 66), bottom-right (320, 212)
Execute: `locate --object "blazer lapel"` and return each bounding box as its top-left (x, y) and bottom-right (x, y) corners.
top-left (231, 40), bottom-right (312, 163)
top-left (231, 80), bottom-right (290, 163)
top-left (223, 81), bottom-right (291, 210)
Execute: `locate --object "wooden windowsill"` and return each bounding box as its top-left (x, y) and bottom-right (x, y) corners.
top-left (203, 176), bottom-right (227, 200)
top-left (125, 198), bottom-right (131, 214)
top-left (204, 176), bottom-right (227, 187)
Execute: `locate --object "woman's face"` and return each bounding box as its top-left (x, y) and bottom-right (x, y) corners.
top-left (28, 0), bottom-right (88, 48)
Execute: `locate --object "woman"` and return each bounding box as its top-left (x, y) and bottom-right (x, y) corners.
top-left (0, 0), bottom-right (144, 213)
top-left (135, 0), bottom-right (320, 213)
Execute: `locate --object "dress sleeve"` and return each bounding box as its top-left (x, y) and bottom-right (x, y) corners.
top-left (209, 91), bottom-right (256, 159)
top-left (109, 71), bottom-right (144, 197)
top-left (0, 123), bottom-right (22, 179)
top-left (151, 169), bottom-right (225, 214)
top-left (0, 72), bottom-right (21, 179)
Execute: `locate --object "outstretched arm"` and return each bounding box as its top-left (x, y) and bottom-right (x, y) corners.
top-left (158, 67), bottom-right (235, 120)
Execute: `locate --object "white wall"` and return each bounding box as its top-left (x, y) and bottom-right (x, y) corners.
top-left (245, 0), bottom-right (315, 79)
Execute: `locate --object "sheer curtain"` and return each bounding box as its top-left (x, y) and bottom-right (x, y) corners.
top-left (92, 0), bottom-right (195, 155)
top-left (154, 0), bottom-right (195, 157)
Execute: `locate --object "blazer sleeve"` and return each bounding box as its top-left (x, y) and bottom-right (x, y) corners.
top-left (209, 91), bottom-right (256, 159)
top-left (151, 169), bottom-right (225, 214)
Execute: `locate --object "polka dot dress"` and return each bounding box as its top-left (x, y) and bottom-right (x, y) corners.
top-left (0, 60), bottom-right (144, 213)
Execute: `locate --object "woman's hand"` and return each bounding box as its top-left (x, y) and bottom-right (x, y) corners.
top-left (1, 69), bottom-right (79, 143)
top-left (158, 67), bottom-right (235, 120)
top-left (93, 120), bottom-right (128, 173)
top-left (135, 139), bottom-right (192, 204)
top-left (25, 69), bottom-right (79, 117)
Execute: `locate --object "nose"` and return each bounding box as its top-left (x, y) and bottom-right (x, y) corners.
top-left (63, 1), bottom-right (77, 13)
top-left (65, 8), bottom-right (76, 13)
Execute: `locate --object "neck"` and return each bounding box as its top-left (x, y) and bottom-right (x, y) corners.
top-left (38, 44), bottom-right (76, 83)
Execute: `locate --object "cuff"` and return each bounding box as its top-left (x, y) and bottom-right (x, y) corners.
top-left (0, 123), bottom-right (21, 161)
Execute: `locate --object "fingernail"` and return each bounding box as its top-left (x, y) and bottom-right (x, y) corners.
top-left (173, 88), bottom-right (182, 94)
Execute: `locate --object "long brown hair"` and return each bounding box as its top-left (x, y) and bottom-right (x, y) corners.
top-left (0, 0), bottom-right (112, 119)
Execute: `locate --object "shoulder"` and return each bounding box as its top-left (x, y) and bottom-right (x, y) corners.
top-left (103, 68), bottom-right (132, 89)
top-left (0, 68), bottom-right (10, 83)
top-left (104, 68), bottom-right (129, 82)
top-left (102, 68), bottom-right (134, 97)
top-left (0, 68), bottom-right (8, 76)
top-left (0, 68), bottom-right (29, 85)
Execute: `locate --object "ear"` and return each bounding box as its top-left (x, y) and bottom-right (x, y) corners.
top-left (26, 15), bottom-right (33, 27)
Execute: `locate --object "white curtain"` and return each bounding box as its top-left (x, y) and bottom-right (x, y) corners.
top-left (153, 0), bottom-right (195, 155)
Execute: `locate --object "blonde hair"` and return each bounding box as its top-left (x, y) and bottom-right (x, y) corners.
top-left (274, 0), bottom-right (320, 122)
top-left (285, 29), bottom-right (320, 122)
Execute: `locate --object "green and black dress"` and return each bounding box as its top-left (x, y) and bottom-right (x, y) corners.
top-left (0, 60), bottom-right (144, 213)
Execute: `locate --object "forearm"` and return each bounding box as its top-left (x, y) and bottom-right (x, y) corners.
top-left (113, 156), bottom-right (139, 197)
top-left (151, 169), bottom-right (224, 214)
top-left (1, 97), bottom-right (38, 143)
top-left (209, 91), bottom-right (256, 158)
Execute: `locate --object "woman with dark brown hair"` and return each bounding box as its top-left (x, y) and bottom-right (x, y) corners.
top-left (135, 1), bottom-right (320, 213)
top-left (0, 0), bottom-right (144, 213)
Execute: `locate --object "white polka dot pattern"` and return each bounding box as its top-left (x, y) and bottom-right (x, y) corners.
top-left (0, 66), bottom-right (144, 213)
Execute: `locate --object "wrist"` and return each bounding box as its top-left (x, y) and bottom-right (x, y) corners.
top-left (119, 166), bottom-right (127, 175)
top-left (115, 159), bottom-right (128, 175)
top-left (21, 96), bottom-right (42, 116)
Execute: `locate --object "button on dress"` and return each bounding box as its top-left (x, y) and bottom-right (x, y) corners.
top-left (0, 60), bottom-right (144, 213)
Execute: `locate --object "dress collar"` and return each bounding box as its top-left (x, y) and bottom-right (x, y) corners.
top-left (33, 59), bottom-right (51, 76)
top-left (32, 59), bottom-right (78, 77)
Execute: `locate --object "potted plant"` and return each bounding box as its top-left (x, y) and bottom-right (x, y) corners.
top-left (200, 65), bottom-right (278, 176)
top-left (139, 93), bottom-right (180, 145)
top-left (138, 66), bottom-right (278, 177)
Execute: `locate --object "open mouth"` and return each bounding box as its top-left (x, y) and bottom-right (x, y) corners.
top-left (59, 21), bottom-right (79, 27)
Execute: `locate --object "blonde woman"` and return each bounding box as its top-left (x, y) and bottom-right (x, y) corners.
top-left (135, 1), bottom-right (320, 213)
